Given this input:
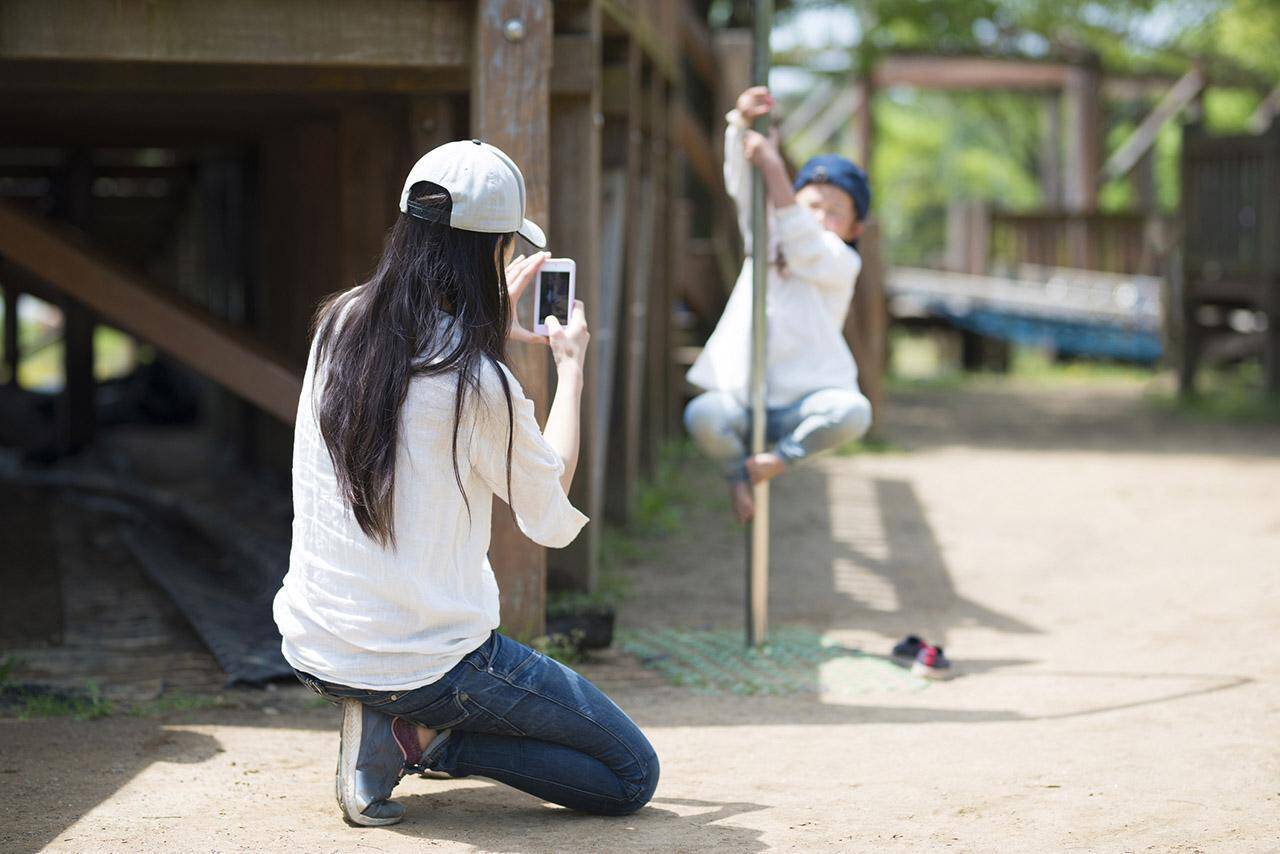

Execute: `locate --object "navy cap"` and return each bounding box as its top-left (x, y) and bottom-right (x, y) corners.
top-left (793, 155), bottom-right (871, 223)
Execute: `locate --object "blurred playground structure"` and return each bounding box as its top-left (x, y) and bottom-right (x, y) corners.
top-left (0, 0), bottom-right (1278, 691)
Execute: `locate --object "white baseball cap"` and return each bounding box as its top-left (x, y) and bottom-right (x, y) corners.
top-left (398, 139), bottom-right (546, 249)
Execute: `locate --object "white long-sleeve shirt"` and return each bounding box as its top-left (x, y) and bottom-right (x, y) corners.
top-left (273, 302), bottom-right (587, 690)
top-left (686, 109), bottom-right (863, 408)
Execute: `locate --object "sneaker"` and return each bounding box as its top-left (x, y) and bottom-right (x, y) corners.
top-left (892, 635), bottom-right (926, 660)
top-left (911, 645), bottom-right (953, 680)
top-left (335, 699), bottom-right (410, 827)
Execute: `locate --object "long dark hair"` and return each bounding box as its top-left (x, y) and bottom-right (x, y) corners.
top-left (310, 181), bottom-right (516, 550)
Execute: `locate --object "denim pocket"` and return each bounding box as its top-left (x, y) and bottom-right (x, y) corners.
top-left (457, 691), bottom-right (526, 737)
top-left (406, 688), bottom-right (470, 730)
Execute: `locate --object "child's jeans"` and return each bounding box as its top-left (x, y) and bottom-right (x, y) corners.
top-left (683, 387), bottom-right (872, 481)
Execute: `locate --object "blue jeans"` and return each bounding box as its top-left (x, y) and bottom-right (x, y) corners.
top-left (294, 631), bottom-right (659, 816)
top-left (683, 387), bottom-right (872, 481)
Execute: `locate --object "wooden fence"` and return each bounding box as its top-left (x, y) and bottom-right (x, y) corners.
top-left (1180, 119), bottom-right (1280, 392)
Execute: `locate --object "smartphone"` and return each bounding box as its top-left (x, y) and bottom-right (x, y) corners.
top-left (533, 258), bottom-right (575, 336)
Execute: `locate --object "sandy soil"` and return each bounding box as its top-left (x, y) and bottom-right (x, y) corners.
top-left (3, 379), bottom-right (1278, 853)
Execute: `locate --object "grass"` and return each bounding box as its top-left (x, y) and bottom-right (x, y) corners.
top-left (1147, 362), bottom-right (1280, 425)
top-left (127, 693), bottom-right (232, 717)
top-left (0, 654), bottom-right (236, 720)
top-left (2, 682), bottom-right (114, 721)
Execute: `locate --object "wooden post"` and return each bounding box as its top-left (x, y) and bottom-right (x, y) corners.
top-left (338, 103), bottom-right (405, 293)
top-left (855, 74), bottom-right (875, 169)
top-left (2, 262), bottom-right (18, 386)
top-left (58, 150), bottom-right (95, 453)
top-left (643, 73), bottom-right (672, 473)
top-left (549, 4), bottom-right (603, 593)
top-left (1040, 93), bottom-right (1062, 207)
top-left (473, 0), bottom-right (553, 639)
top-left (1063, 59), bottom-right (1102, 213)
top-left (605, 38), bottom-right (643, 523)
top-left (845, 219), bottom-right (886, 431)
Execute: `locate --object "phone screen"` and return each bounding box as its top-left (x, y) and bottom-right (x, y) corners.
top-left (539, 270), bottom-right (571, 326)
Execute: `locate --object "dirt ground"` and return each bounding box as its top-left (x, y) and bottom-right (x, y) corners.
top-left (3, 378), bottom-right (1279, 853)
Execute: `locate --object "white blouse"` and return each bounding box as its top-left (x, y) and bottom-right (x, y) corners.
top-left (273, 302), bottom-right (588, 690)
top-left (686, 109), bottom-right (863, 409)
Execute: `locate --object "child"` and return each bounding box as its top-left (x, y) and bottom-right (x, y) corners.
top-left (685, 85), bottom-right (873, 523)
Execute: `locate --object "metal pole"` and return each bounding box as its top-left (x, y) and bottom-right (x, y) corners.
top-left (746, 0), bottom-right (773, 648)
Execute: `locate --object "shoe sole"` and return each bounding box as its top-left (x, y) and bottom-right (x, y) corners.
top-left (911, 661), bottom-right (955, 680)
top-left (338, 698), bottom-right (403, 827)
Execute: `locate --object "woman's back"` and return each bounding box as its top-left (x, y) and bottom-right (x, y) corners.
top-left (274, 306), bottom-right (586, 691)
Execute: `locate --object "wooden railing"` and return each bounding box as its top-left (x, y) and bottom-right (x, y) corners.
top-left (988, 210), bottom-right (1170, 277)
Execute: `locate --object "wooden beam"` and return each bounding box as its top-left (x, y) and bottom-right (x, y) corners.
top-left (0, 0), bottom-right (470, 68)
top-left (800, 87), bottom-right (861, 151)
top-left (550, 3), bottom-right (603, 593)
top-left (472, 0), bottom-right (553, 639)
top-left (779, 77), bottom-right (836, 141)
top-left (0, 60), bottom-right (471, 95)
top-left (679, 1), bottom-right (718, 90)
top-left (597, 0), bottom-right (678, 82)
top-left (1247, 82), bottom-right (1280, 134)
top-left (875, 55), bottom-right (1077, 91)
top-left (1100, 66), bottom-right (1204, 183)
top-left (0, 201), bottom-right (301, 423)
top-left (674, 104), bottom-right (720, 192)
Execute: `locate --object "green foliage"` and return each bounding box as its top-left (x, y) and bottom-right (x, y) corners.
top-left (774, 0), bottom-right (1279, 266)
top-left (531, 631), bottom-right (588, 665)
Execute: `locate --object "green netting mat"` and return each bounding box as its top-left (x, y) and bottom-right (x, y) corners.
top-left (616, 626), bottom-right (931, 696)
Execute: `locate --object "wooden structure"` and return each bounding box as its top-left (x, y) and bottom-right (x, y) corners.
top-left (0, 0), bottom-right (740, 639)
top-left (1180, 119), bottom-right (1280, 393)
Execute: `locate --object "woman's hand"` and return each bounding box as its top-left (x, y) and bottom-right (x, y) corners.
top-left (545, 300), bottom-right (588, 377)
top-left (504, 251), bottom-right (550, 344)
top-left (736, 85), bottom-right (774, 122)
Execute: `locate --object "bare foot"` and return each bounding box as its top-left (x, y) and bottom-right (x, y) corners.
top-left (415, 724), bottom-right (437, 752)
top-left (745, 452), bottom-right (787, 485)
top-left (729, 479), bottom-right (755, 524)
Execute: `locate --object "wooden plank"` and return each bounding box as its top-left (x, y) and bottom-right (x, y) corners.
top-left (338, 104), bottom-right (406, 291)
top-left (876, 54), bottom-right (1076, 91)
top-left (674, 104), bottom-right (720, 192)
top-left (0, 200), bottom-right (301, 423)
top-left (472, 0), bottom-right (553, 639)
top-left (1101, 66), bottom-right (1204, 183)
top-left (713, 30), bottom-right (753, 118)
top-left (0, 59), bottom-right (470, 95)
top-left (597, 0), bottom-right (678, 82)
top-left (551, 34), bottom-right (597, 96)
top-left (679, 1), bottom-right (718, 90)
top-left (0, 0), bottom-right (470, 68)
top-left (549, 2), bottom-right (603, 593)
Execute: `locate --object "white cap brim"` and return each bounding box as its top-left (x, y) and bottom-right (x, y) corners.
top-left (518, 218), bottom-right (546, 249)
